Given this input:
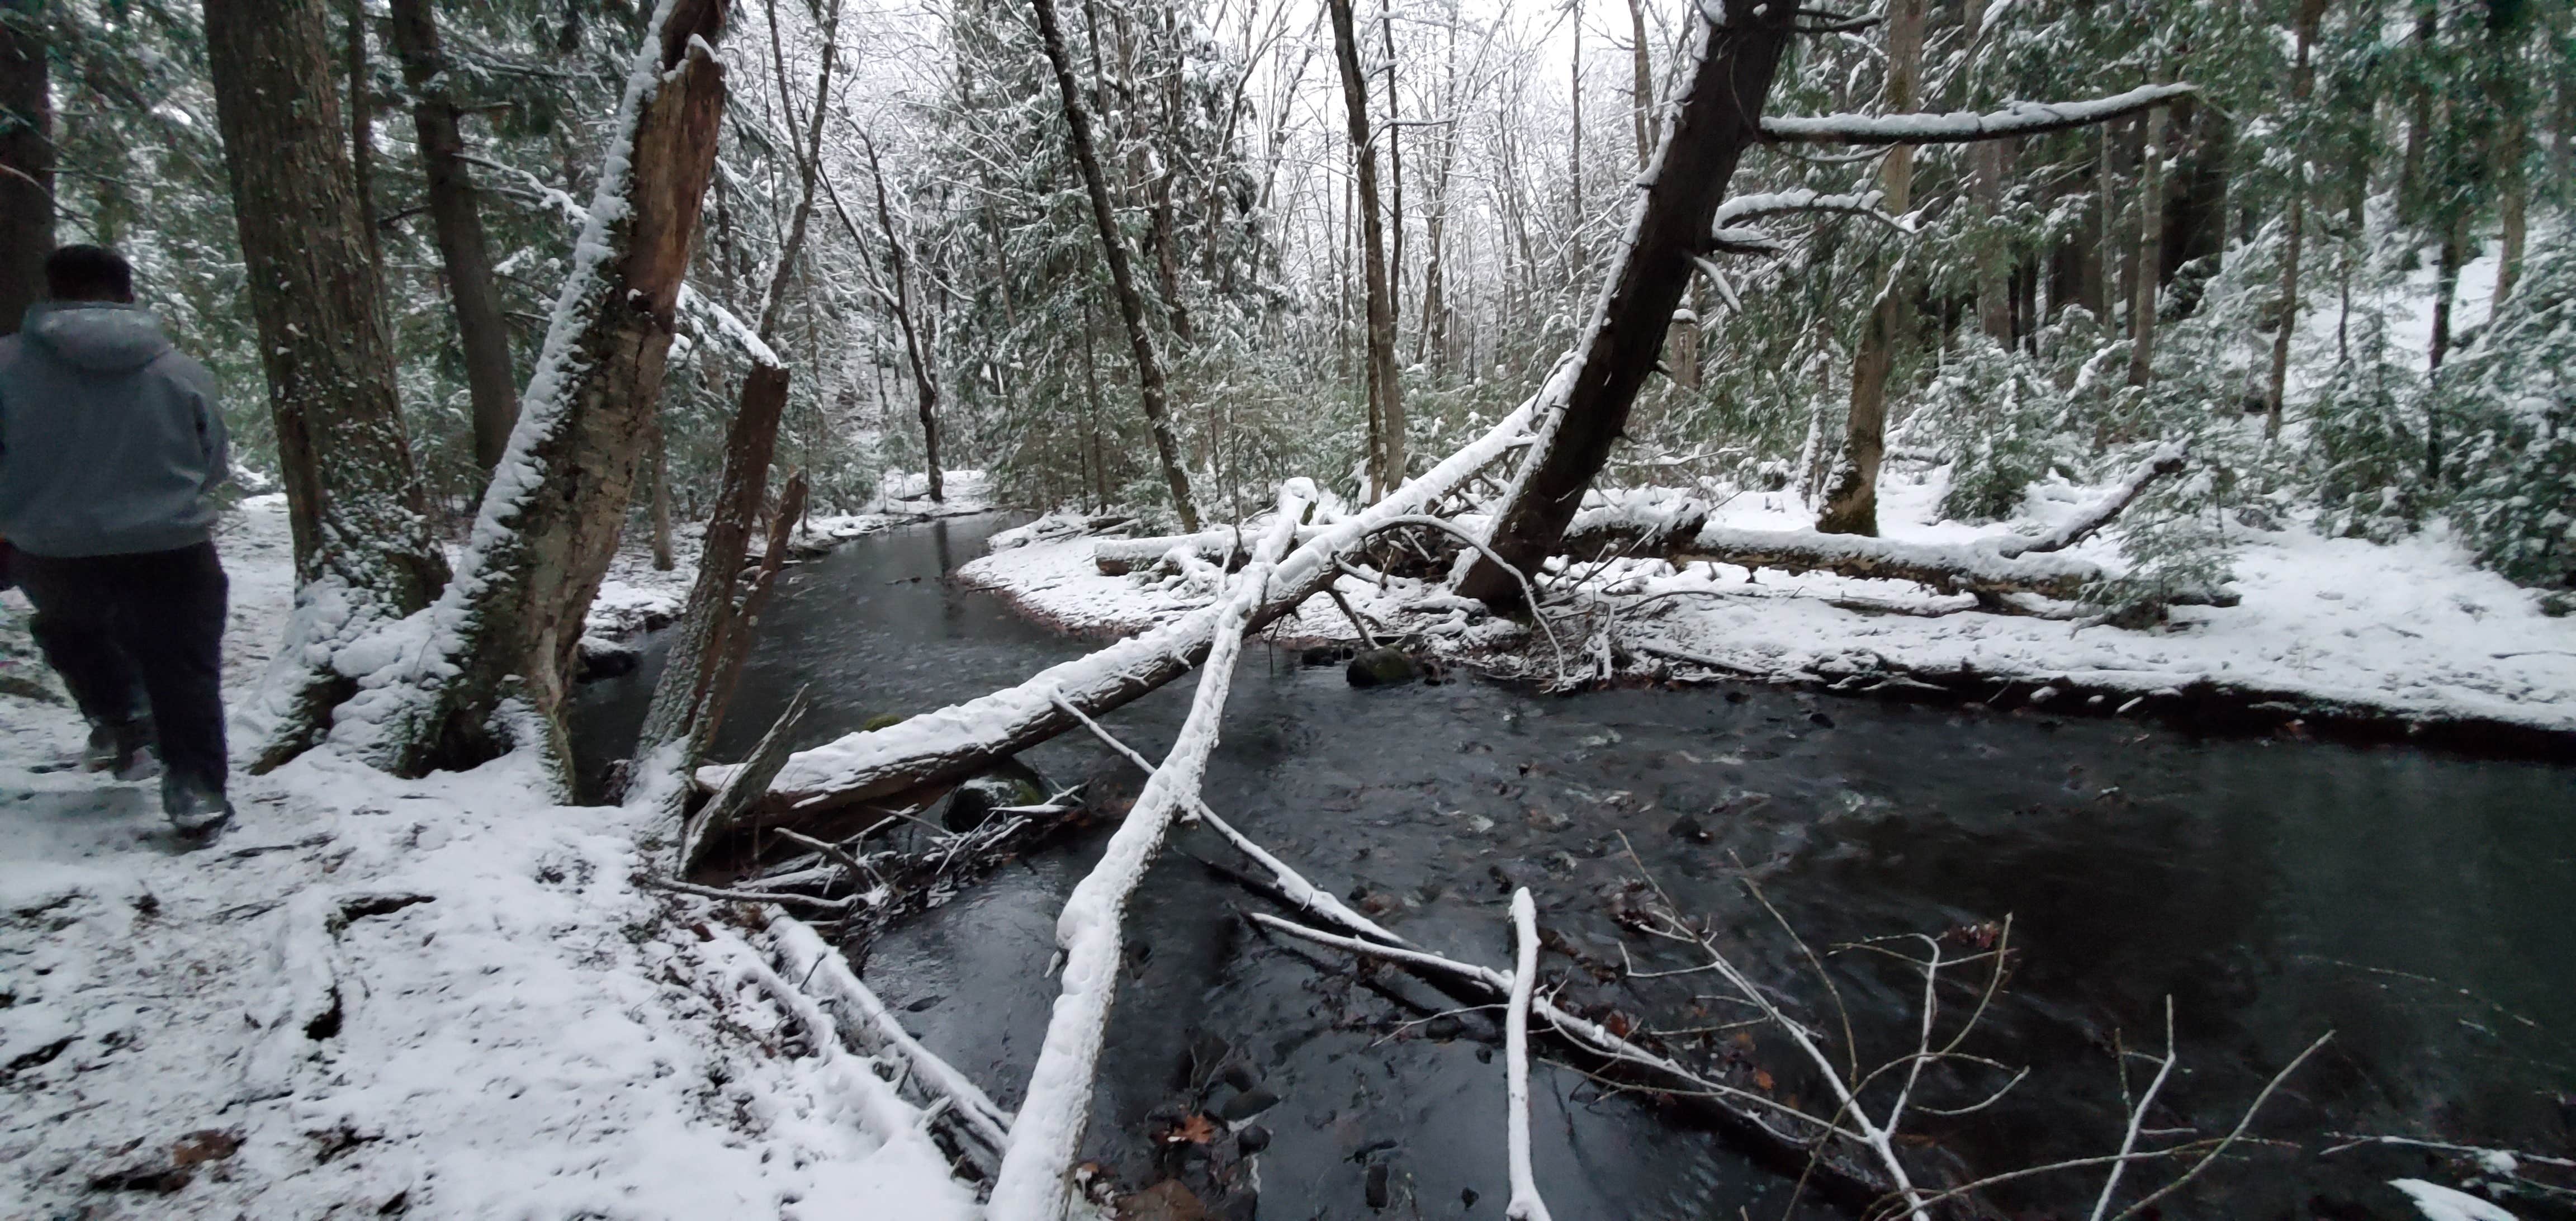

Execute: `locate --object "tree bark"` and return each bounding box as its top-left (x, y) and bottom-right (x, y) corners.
top-left (1813, 0), bottom-right (1924, 537)
top-left (2125, 101), bottom-right (2169, 387)
top-left (649, 419), bottom-right (677, 570)
top-left (1029, 0), bottom-right (1199, 529)
top-left (205, 0), bottom-right (453, 769)
top-left (1328, 0), bottom-right (1405, 493)
top-left (336, 0), bottom-right (730, 783)
top-left (346, 0), bottom-right (381, 271)
top-left (2264, 0), bottom-right (2327, 439)
top-left (1625, 0), bottom-right (1652, 169)
top-left (1458, 0), bottom-right (1801, 607)
top-left (0, 3), bottom-right (52, 335)
top-left (858, 136), bottom-right (941, 503)
top-left (389, 0), bottom-right (522, 472)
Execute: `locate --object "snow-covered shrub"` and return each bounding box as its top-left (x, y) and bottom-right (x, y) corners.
top-left (2308, 311), bottom-right (2426, 543)
top-left (2440, 244), bottom-right (2576, 589)
top-left (1904, 334), bottom-right (2082, 524)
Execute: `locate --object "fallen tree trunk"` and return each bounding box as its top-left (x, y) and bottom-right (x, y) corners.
top-left (700, 396), bottom-right (1542, 822)
top-left (1561, 443), bottom-right (2191, 599)
top-left (1093, 524), bottom-right (1326, 575)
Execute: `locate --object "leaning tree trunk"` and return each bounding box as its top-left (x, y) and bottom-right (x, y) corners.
top-left (321, 0), bottom-right (730, 787)
top-left (1457, 0), bottom-right (1802, 606)
top-left (1812, 0), bottom-right (1924, 538)
top-left (1029, 0), bottom-right (1199, 530)
top-left (205, 0), bottom-right (453, 771)
top-left (389, 0), bottom-right (521, 474)
top-left (1327, 0), bottom-right (1405, 493)
top-left (0, 3), bottom-right (51, 335)
top-left (860, 136), bottom-right (942, 503)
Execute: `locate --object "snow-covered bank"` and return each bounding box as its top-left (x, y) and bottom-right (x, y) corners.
top-left (1, 492), bottom-right (987, 1217)
top-left (587, 469), bottom-right (998, 639)
top-left (960, 470), bottom-right (2576, 747)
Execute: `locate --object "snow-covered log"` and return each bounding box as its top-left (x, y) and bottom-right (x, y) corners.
top-left (700, 396), bottom-right (1541, 821)
top-left (1502, 889), bottom-right (1555, 1221)
top-left (986, 485), bottom-right (1309, 1218)
top-left (1710, 188), bottom-right (1912, 233)
top-left (1093, 523), bottom-right (1327, 575)
top-left (1988, 441), bottom-right (2189, 557)
top-left (1760, 83), bottom-right (2196, 145)
top-left (765, 917), bottom-right (1015, 1161)
top-left (319, 0), bottom-right (732, 787)
top-left (1561, 506), bottom-right (2108, 599)
top-left (1460, 0), bottom-right (1802, 608)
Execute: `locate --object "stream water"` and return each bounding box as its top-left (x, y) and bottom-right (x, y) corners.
top-left (573, 514), bottom-right (2576, 1220)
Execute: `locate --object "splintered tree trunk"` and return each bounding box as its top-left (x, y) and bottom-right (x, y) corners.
top-left (332, 0), bottom-right (730, 784)
top-left (1328, 0), bottom-right (1406, 491)
top-left (0, 6), bottom-right (51, 335)
top-left (205, 0), bottom-right (452, 769)
top-left (632, 362), bottom-right (790, 801)
top-left (1457, 0), bottom-right (1801, 607)
top-left (389, 0), bottom-right (521, 472)
top-left (1029, 0), bottom-right (1199, 530)
top-left (1813, 0), bottom-right (1924, 537)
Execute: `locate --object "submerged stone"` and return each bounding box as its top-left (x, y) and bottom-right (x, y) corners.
top-left (1346, 647), bottom-right (1417, 688)
top-left (938, 755), bottom-right (1049, 831)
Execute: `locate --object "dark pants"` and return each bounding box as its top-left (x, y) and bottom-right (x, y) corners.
top-left (15, 542), bottom-right (229, 792)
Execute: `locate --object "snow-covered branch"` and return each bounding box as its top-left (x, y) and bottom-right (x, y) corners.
top-left (1762, 83), bottom-right (2196, 145)
top-left (1502, 888), bottom-right (1554, 1221)
top-left (1712, 189), bottom-right (1914, 233)
top-left (986, 482), bottom-right (1311, 1218)
top-left (1990, 441), bottom-right (2189, 557)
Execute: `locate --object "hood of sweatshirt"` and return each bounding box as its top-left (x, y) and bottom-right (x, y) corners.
top-left (21, 302), bottom-right (176, 373)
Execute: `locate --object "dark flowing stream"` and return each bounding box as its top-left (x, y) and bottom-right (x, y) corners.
top-left (574, 514), bottom-right (2576, 1220)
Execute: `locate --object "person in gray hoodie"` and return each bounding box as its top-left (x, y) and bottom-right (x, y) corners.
top-left (0, 245), bottom-right (233, 840)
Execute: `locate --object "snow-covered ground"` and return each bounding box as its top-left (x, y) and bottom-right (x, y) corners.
top-left (963, 466), bottom-right (2576, 741)
top-left (1, 486), bottom-right (987, 1218)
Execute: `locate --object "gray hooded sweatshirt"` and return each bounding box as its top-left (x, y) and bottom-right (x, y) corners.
top-left (0, 302), bottom-right (229, 557)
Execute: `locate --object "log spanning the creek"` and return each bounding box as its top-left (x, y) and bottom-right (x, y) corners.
top-left (695, 397), bottom-right (1542, 822)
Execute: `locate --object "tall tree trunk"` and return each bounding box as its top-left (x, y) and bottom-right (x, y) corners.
top-left (1382, 5), bottom-right (1404, 334)
top-left (649, 420), bottom-right (676, 570)
top-left (0, 3), bottom-right (52, 335)
top-left (389, 0), bottom-right (522, 472)
top-left (757, 0), bottom-right (842, 342)
top-left (2265, 0), bottom-right (2327, 438)
top-left (337, 0), bottom-right (730, 783)
top-left (860, 137), bottom-right (943, 503)
top-left (2126, 101), bottom-right (2170, 387)
top-left (1029, 0), bottom-right (1199, 529)
top-left (1459, 0), bottom-right (1801, 606)
top-left (345, 0), bottom-right (381, 271)
top-left (1813, 0), bottom-right (1924, 537)
top-left (2492, 30), bottom-right (2529, 306)
top-left (1328, 0), bottom-right (1405, 492)
top-left (1417, 0), bottom-right (1460, 376)
top-left (205, 0), bottom-right (452, 769)
top-left (1567, 0), bottom-right (1584, 269)
top-left (1625, 0), bottom-right (1652, 169)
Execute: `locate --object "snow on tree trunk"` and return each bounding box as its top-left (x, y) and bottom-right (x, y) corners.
top-left (1027, 0), bottom-right (1198, 530)
top-left (388, 0), bottom-right (520, 473)
top-left (985, 484), bottom-right (1309, 1218)
top-left (1457, 0), bottom-right (1802, 608)
top-left (321, 0), bottom-right (732, 788)
top-left (204, 0), bottom-right (453, 772)
top-left (1327, 0), bottom-right (1406, 494)
top-left (1814, 0), bottom-right (1923, 538)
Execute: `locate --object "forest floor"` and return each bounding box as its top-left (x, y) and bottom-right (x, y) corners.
top-left (963, 465), bottom-right (2576, 746)
top-left (0, 481), bottom-right (994, 1219)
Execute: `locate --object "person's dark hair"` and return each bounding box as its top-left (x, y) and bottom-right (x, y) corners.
top-left (45, 244), bottom-right (134, 302)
